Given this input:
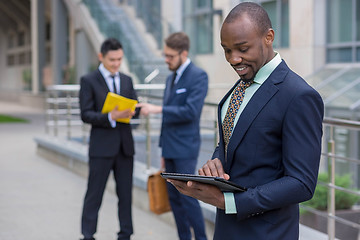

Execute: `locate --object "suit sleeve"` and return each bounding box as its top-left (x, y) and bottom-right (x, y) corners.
top-left (126, 77), bottom-right (140, 119)
top-left (79, 75), bottom-right (111, 128)
top-left (233, 89), bottom-right (324, 220)
top-left (162, 70), bottom-right (208, 123)
top-left (212, 145), bottom-right (220, 159)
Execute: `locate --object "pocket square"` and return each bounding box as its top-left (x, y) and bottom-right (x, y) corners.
top-left (176, 88), bottom-right (187, 94)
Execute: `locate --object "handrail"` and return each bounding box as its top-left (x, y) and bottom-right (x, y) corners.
top-left (323, 117), bottom-right (360, 129)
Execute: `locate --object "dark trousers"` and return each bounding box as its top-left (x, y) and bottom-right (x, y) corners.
top-left (81, 152), bottom-right (134, 240)
top-left (165, 157), bottom-right (207, 240)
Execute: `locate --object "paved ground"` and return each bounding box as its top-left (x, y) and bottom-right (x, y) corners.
top-left (0, 101), bottom-right (178, 240)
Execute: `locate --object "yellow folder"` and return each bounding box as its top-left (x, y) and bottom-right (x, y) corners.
top-left (101, 92), bottom-right (138, 123)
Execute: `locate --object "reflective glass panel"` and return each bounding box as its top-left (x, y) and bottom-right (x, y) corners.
top-left (327, 82), bottom-right (360, 109)
top-left (262, 2), bottom-right (277, 46)
top-left (357, 0), bottom-right (360, 41)
top-left (327, 0), bottom-right (352, 44)
top-left (281, 0), bottom-right (289, 47)
top-left (318, 68), bottom-right (360, 99)
top-left (196, 14), bottom-right (213, 54)
top-left (327, 48), bottom-right (352, 63)
top-left (307, 68), bottom-right (338, 87)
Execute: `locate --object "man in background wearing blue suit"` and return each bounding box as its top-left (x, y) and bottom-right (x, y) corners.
top-left (168, 3), bottom-right (324, 240)
top-left (139, 32), bottom-right (208, 240)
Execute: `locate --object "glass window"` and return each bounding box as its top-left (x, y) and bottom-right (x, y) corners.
top-left (327, 0), bottom-right (352, 44)
top-left (280, 0), bottom-right (289, 47)
top-left (259, 0), bottom-right (289, 48)
top-left (327, 48), bottom-right (352, 63)
top-left (262, 2), bottom-right (277, 27)
top-left (19, 52), bottom-right (26, 65)
top-left (183, 0), bottom-right (213, 55)
top-left (17, 32), bottom-right (25, 47)
top-left (7, 55), bottom-right (15, 66)
top-left (197, 0), bottom-right (208, 8)
top-left (7, 35), bottom-right (15, 48)
top-left (326, 0), bottom-right (360, 62)
top-left (357, 0), bottom-right (360, 41)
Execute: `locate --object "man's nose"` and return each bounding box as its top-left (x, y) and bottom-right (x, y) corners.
top-left (229, 54), bottom-right (243, 65)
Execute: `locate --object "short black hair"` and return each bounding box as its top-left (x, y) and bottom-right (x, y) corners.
top-left (100, 38), bottom-right (123, 56)
top-left (224, 2), bottom-right (272, 35)
top-left (165, 32), bottom-right (190, 52)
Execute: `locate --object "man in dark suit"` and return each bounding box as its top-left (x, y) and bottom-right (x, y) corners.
top-left (168, 3), bottom-right (324, 240)
top-left (79, 38), bottom-right (138, 240)
top-left (139, 32), bottom-right (208, 240)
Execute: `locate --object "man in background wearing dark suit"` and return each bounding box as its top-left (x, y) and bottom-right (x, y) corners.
top-left (168, 3), bottom-right (324, 240)
top-left (79, 38), bottom-right (138, 240)
top-left (139, 32), bottom-right (208, 240)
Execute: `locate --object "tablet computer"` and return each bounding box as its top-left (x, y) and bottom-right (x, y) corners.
top-left (160, 172), bottom-right (246, 192)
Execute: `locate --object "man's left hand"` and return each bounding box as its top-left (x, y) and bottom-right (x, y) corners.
top-left (168, 179), bottom-right (225, 210)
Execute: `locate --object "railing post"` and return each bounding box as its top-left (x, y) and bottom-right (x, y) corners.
top-left (327, 126), bottom-right (336, 240)
top-left (145, 115), bottom-right (152, 171)
top-left (82, 123), bottom-right (87, 145)
top-left (54, 92), bottom-right (59, 137)
top-left (66, 92), bottom-right (71, 140)
top-left (45, 90), bottom-right (50, 134)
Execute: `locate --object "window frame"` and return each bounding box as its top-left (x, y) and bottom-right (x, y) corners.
top-left (326, 0), bottom-right (360, 63)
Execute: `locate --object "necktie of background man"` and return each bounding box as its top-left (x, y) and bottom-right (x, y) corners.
top-left (170, 72), bottom-right (177, 90)
top-left (111, 75), bottom-right (117, 94)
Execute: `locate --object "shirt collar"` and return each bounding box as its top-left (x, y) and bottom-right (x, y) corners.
top-left (252, 52), bottom-right (282, 85)
top-left (175, 58), bottom-right (191, 78)
top-left (98, 63), bottom-right (118, 79)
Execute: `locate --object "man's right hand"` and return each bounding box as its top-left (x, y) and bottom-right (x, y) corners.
top-left (110, 106), bottom-right (134, 120)
top-left (198, 158), bottom-right (230, 180)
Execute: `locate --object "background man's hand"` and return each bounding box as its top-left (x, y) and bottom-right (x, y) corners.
top-left (137, 103), bottom-right (162, 116)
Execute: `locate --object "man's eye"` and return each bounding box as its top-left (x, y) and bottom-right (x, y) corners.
top-left (224, 49), bottom-right (231, 54)
top-left (239, 48), bottom-right (248, 53)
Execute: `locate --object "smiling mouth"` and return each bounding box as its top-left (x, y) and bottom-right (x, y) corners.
top-left (235, 66), bottom-right (246, 71)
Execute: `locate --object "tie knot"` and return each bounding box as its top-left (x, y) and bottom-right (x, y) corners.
top-left (239, 80), bottom-right (253, 89)
top-left (110, 74), bottom-right (116, 79)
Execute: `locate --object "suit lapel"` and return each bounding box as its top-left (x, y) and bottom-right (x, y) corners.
top-left (225, 61), bottom-right (289, 169)
top-left (119, 72), bottom-right (127, 96)
top-left (217, 80), bottom-right (240, 170)
top-left (163, 75), bottom-right (173, 104)
top-left (96, 69), bottom-right (110, 93)
top-left (164, 63), bottom-right (193, 105)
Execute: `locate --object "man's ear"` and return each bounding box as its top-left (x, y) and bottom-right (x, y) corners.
top-left (180, 50), bottom-right (188, 61)
top-left (98, 53), bottom-right (103, 62)
top-left (264, 28), bottom-right (275, 45)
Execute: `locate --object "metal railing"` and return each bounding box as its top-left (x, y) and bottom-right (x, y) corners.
top-left (305, 118), bottom-right (360, 240)
top-left (45, 84), bottom-right (360, 239)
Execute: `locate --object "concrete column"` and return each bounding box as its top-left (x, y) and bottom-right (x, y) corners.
top-left (162, 0), bottom-right (182, 32)
top-left (31, 0), bottom-right (45, 93)
top-left (75, 31), bottom-right (95, 82)
top-left (52, 0), bottom-right (68, 85)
